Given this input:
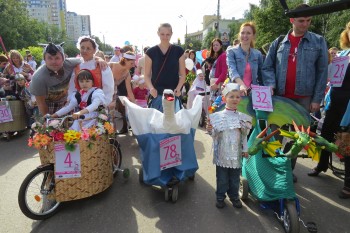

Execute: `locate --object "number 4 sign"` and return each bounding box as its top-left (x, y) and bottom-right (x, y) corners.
top-left (159, 136), bottom-right (182, 170)
top-left (54, 144), bottom-right (81, 179)
top-left (251, 84), bottom-right (273, 112)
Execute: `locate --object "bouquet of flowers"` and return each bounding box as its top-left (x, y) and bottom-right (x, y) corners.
top-left (28, 110), bottom-right (115, 151)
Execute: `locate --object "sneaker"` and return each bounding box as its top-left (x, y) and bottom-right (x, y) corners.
top-left (231, 199), bottom-right (242, 208)
top-left (216, 200), bottom-right (226, 209)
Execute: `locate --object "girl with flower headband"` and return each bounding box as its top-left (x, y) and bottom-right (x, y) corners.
top-left (206, 83), bottom-right (252, 209)
top-left (51, 69), bottom-right (106, 131)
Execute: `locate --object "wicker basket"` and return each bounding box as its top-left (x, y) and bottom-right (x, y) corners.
top-left (0, 100), bottom-right (26, 133)
top-left (38, 136), bottom-right (113, 202)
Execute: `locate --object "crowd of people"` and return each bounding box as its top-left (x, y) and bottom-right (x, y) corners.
top-left (0, 3), bottom-right (349, 210)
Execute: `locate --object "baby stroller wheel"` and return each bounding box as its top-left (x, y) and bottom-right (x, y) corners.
top-left (171, 185), bottom-right (179, 203)
top-left (283, 200), bottom-right (300, 233)
top-left (138, 167), bottom-right (144, 184)
top-left (239, 177), bottom-right (249, 200)
top-left (164, 187), bottom-right (170, 201)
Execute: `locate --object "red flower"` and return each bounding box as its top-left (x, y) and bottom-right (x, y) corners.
top-left (28, 138), bottom-right (33, 147)
top-left (54, 132), bottom-right (64, 141)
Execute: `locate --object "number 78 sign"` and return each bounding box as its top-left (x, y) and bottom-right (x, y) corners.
top-left (159, 136), bottom-right (182, 170)
top-left (251, 84), bottom-right (273, 112)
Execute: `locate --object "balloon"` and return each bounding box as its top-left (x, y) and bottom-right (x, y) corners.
top-left (196, 51), bottom-right (203, 64)
top-left (202, 49), bottom-right (208, 59)
top-left (185, 58), bottom-right (194, 71)
top-left (124, 41), bottom-right (130, 45)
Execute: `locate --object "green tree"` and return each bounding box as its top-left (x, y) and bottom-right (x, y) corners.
top-left (252, 0), bottom-right (303, 48)
top-left (202, 31), bottom-right (216, 50)
top-left (184, 38), bottom-right (202, 51)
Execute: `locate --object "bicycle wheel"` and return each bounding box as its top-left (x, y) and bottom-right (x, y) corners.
top-left (18, 164), bottom-right (60, 220)
top-left (110, 138), bottom-right (122, 176)
top-left (328, 152), bottom-right (345, 179)
top-left (283, 200), bottom-right (300, 233)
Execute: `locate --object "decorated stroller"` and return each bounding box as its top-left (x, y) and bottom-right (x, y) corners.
top-left (214, 95), bottom-right (337, 233)
top-left (0, 99), bottom-right (27, 140)
top-left (122, 90), bottom-right (202, 202)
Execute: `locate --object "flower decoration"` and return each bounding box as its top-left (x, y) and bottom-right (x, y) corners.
top-left (28, 109), bottom-right (115, 151)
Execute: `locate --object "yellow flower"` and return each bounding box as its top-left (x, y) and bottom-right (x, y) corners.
top-left (104, 122), bottom-right (114, 134)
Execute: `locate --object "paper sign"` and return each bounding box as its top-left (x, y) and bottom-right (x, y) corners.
top-left (55, 143), bottom-right (81, 179)
top-left (251, 84), bottom-right (273, 112)
top-left (330, 56), bottom-right (349, 87)
top-left (0, 104), bottom-right (13, 123)
top-left (160, 136), bottom-right (182, 170)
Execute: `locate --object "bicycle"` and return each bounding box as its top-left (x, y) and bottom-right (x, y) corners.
top-left (18, 114), bottom-right (128, 220)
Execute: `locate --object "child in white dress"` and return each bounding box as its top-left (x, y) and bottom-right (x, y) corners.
top-left (51, 69), bottom-right (106, 131)
top-left (207, 83), bottom-right (252, 209)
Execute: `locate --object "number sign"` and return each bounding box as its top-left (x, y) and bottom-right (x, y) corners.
top-left (330, 56), bottom-right (349, 87)
top-left (251, 84), bottom-right (273, 112)
top-left (160, 136), bottom-right (182, 170)
top-left (0, 104), bottom-right (13, 123)
top-left (55, 143), bottom-right (81, 179)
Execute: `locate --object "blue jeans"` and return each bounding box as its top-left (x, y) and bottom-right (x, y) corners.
top-left (216, 166), bottom-right (241, 201)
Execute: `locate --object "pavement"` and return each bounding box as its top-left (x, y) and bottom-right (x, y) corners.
top-left (0, 128), bottom-right (349, 233)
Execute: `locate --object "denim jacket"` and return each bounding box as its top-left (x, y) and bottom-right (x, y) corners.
top-left (262, 30), bottom-right (328, 103)
top-left (226, 45), bottom-right (263, 85)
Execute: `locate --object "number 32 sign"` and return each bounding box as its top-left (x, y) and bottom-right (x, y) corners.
top-left (251, 84), bottom-right (273, 112)
top-left (160, 136), bottom-right (182, 170)
top-left (54, 144), bottom-right (81, 179)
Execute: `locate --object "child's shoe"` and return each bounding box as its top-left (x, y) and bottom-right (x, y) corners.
top-left (231, 199), bottom-right (242, 208)
top-left (216, 200), bottom-right (226, 209)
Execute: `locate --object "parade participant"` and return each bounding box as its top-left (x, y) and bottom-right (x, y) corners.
top-left (262, 3), bottom-right (328, 182)
top-left (208, 38), bottom-right (227, 92)
top-left (187, 69), bottom-right (208, 109)
top-left (110, 46), bottom-right (122, 62)
top-left (307, 22), bottom-right (350, 199)
top-left (51, 69), bottom-right (105, 131)
top-left (109, 51), bottom-right (136, 134)
top-left (0, 54), bottom-right (8, 73)
top-left (133, 77), bottom-right (148, 101)
top-left (14, 73), bottom-right (38, 127)
top-left (144, 23), bottom-right (186, 112)
top-left (136, 46), bottom-right (149, 76)
top-left (68, 36), bottom-right (114, 106)
top-left (206, 83), bottom-right (252, 208)
top-left (26, 54), bottom-right (37, 71)
top-left (227, 22), bottom-right (263, 95)
top-left (30, 43), bottom-right (81, 115)
top-left (3, 50), bottom-right (34, 81)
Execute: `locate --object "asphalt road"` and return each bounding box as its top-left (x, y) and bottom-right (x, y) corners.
top-left (0, 128), bottom-right (349, 233)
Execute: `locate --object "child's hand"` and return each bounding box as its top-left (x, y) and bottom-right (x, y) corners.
top-left (242, 152), bottom-right (248, 158)
top-left (206, 118), bottom-right (213, 134)
top-left (72, 112), bottom-right (81, 119)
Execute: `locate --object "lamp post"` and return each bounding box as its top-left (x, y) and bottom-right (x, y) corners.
top-left (178, 15), bottom-right (187, 45)
top-left (99, 31), bottom-right (107, 52)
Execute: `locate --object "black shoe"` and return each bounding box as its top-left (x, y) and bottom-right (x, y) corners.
top-left (293, 173), bottom-right (297, 183)
top-left (231, 199), bottom-right (242, 208)
top-left (216, 200), bottom-right (226, 209)
top-left (307, 168), bottom-right (321, 177)
top-left (338, 190), bottom-right (350, 199)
